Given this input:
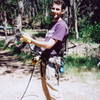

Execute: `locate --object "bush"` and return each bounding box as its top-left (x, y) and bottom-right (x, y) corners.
top-left (80, 25), bottom-right (93, 42)
top-left (78, 15), bottom-right (100, 43)
top-left (91, 23), bottom-right (100, 43)
top-left (79, 22), bottom-right (100, 43)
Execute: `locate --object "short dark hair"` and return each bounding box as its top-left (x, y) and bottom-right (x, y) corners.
top-left (53, 0), bottom-right (66, 10)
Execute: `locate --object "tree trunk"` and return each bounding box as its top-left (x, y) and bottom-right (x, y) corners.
top-left (73, 0), bottom-right (79, 39)
top-left (15, 0), bottom-right (24, 32)
top-left (45, 6), bottom-right (49, 17)
top-left (3, 11), bottom-right (8, 40)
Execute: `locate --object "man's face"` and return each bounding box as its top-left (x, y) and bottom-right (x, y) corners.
top-left (51, 3), bottom-right (63, 20)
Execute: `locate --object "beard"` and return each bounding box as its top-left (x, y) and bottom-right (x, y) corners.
top-left (50, 13), bottom-right (61, 22)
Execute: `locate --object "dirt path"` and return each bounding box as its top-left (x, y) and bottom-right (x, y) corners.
top-left (0, 49), bottom-right (100, 100)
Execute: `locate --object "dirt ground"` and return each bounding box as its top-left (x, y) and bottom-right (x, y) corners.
top-left (0, 49), bottom-right (100, 100)
top-left (0, 33), bottom-right (100, 100)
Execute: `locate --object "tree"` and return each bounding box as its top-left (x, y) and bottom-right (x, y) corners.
top-left (73, 0), bottom-right (79, 39)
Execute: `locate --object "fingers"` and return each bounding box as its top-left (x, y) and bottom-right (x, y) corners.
top-left (20, 36), bottom-right (31, 43)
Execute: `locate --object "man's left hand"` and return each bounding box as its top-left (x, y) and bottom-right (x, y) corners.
top-left (20, 35), bottom-right (32, 44)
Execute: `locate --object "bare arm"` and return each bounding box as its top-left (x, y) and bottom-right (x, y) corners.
top-left (31, 38), bottom-right (57, 49)
top-left (20, 35), bottom-right (57, 49)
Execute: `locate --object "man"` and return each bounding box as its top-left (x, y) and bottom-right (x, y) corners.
top-left (21, 0), bottom-right (68, 99)
top-left (21, 0), bottom-right (68, 77)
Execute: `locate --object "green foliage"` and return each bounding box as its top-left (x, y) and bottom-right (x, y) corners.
top-left (91, 23), bottom-right (100, 43)
top-left (41, 16), bottom-right (52, 29)
top-left (9, 43), bottom-right (33, 62)
top-left (15, 52), bottom-right (33, 62)
top-left (0, 40), bottom-right (5, 49)
top-left (80, 24), bottom-right (93, 42)
top-left (78, 17), bottom-right (91, 42)
top-left (64, 55), bottom-right (99, 71)
top-left (79, 16), bottom-right (100, 43)
top-left (0, 40), bottom-right (33, 62)
top-left (8, 0), bottom-right (17, 4)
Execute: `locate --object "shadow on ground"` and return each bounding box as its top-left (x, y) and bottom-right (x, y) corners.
top-left (0, 49), bottom-right (40, 76)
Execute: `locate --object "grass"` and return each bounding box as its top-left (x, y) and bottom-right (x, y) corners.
top-left (14, 52), bottom-right (33, 63)
top-left (96, 72), bottom-right (100, 79)
top-left (63, 55), bottom-right (100, 80)
top-left (64, 55), bottom-right (99, 72)
top-left (0, 40), bottom-right (33, 62)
